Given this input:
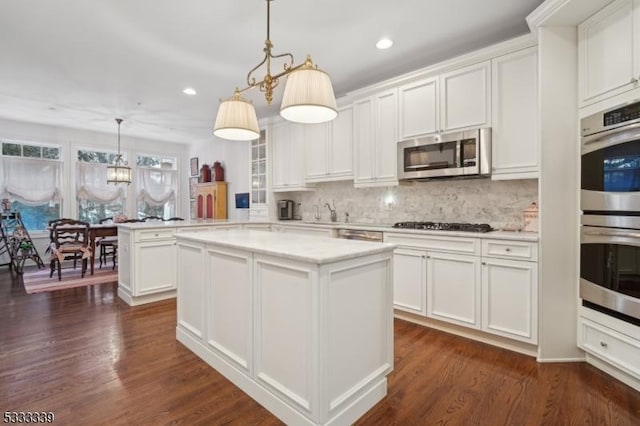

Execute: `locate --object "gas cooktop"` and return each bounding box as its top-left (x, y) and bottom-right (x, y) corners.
top-left (392, 221), bottom-right (493, 233)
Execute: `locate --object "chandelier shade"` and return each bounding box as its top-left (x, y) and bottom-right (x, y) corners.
top-left (106, 118), bottom-right (132, 185)
top-left (213, 0), bottom-right (336, 141)
top-left (280, 62), bottom-right (338, 124)
top-left (213, 92), bottom-right (260, 141)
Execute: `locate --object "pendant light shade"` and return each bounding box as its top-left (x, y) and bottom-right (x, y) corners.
top-left (106, 118), bottom-right (132, 185)
top-left (213, 92), bottom-right (260, 141)
top-left (280, 62), bottom-right (337, 124)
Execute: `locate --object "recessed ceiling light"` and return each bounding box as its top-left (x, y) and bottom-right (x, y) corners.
top-left (183, 87), bottom-right (197, 96)
top-left (376, 38), bottom-right (393, 50)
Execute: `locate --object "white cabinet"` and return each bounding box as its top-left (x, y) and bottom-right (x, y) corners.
top-left (270, 120), bottom-right (314, 192)
top-left (392, 248), bottom-right (427, 315)
top-left (398, 76), bottom-right (438, 139)
top-left (482, 258), bottom-right (538, 343)
top-left (118, 226), bottom-right (178, 306)
top-left (273, 223), bottom-right (335, 238)
top-left (481, 239), bottom-right (538, 344)
top-left (578, 0), bottom-right (640, 107)
top-left (398, 61), bottom-right (491, 140)
top-left (440, 61), bottom-right (491, 132)
top-left (353, 88), bottom-right (398, 187)
top-left (385, 231), bottom-right (538, 345)
top-left (491, 47), bottom-right (539, 180)
top-left (427, 251), bottom-right (482, 329)
top-left (304, 105), bottom-right (354, 183)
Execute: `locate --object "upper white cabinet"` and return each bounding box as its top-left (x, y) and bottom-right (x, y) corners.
top-left (270, 120), bottom-right (315, 192)
top-left (353, 88), bottom-right (398, 187)
top-left (398, 61), bottom-right (491, 139)
top-left (398, 76), bottom-right (439, 139)
top-left (491, 47), bottom-right (539, 180)
top-left (304, 105), bottom-right (354, 183)
top-left (440, 61), bottom-right (492, 132)
top-left (578, 0), bottom-right (640, 107)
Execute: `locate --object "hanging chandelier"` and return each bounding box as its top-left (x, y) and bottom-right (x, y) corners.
top-left (213, 0), bottom-right (337, 141)
top-left (106, 118), bottom-right (132, 185)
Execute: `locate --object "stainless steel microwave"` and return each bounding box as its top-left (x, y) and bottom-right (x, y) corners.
top-left (397, 128), bottom-right (491, 180)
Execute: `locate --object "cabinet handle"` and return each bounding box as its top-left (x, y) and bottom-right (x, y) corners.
top-left (155, 233), bottom-right (159, 237)
top-left (631, 77), bottom-right (639, 84)
top-left (600, 341), bottom-right (608, 348)
top-left (482, 262), bottom-right (486, 266)
top-left (426, 255), bottom-right (431, 259)
top-left (505, 248), bottom-right (512, 252)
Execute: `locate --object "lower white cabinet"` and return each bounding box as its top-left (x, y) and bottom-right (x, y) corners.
top-left (386, 232), bottom-right (538, 345)
top-left (427, 252), bottom-right (482, 329)
top-left (392, 248), bottom-right (427, 315)
top-left (135, 239), bottom-right (177, 295)
top-left (481, 257), bottom-right (538, 343)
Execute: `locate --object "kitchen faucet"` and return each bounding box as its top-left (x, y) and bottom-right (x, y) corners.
top-left (312, 204), bottom-right (320, 221)
top-left (325, 201), bottom-right (337, 223)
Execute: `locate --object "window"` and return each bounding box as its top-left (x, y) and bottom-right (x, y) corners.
top-left (0, 141), bottom-right (62, 231)
top-left (251, 130), bottom-right (267, 205)
top-left (76, 149), bottom-right (126, 223)
top-left (136, 154), bottom-right (177, 219)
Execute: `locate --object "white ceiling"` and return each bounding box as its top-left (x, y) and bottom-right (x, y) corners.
top-left (0, 0), bottom-right (544, 145)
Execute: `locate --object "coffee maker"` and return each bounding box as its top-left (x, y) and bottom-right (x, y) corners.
top-left (278, 200), bottom-right (294, 220)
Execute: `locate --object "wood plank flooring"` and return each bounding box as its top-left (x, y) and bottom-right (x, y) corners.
top-left (1, 269), bottom-right (639, 425)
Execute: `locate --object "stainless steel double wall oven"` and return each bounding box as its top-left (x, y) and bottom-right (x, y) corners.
top-left (580, 99), bottom-right (640, 324)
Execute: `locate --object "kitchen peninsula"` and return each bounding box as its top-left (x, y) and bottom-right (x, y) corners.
top-left (174, 229), bottom-right (395, 426)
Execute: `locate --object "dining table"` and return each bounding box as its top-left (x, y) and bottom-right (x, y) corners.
top-left (88, 223), bottom-right (118, 275)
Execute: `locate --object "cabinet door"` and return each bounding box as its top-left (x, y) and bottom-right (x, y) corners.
top-left (177, 241), bottom-right (205, 340)
top-left (353, 97), bottom-right (375, 184)
top-left (305, 123), bottom-right (329, 181)
top-left (270, 121), bottom-right (289, 190)
top-left (427, 252), bottom-right (481, 329)
top-left (393, 248), bottom-right (427, 315)
top-left (491, 47), bottom-right (539, 180)
top-left (482, 258), bottom-right (538, 344)
top-left (135, 239), bottom-right (177, 295)
top-left (286, 123), bottom-right (305, 188)
top-left (399, 76), bottom-right (438, 139)
top-left (579, 0), bottom-right (637, 106)
top-left (329, 105), bottom-right (354, 179)
top-left (440, 61), bottom-right (491, 132)
top-left (374, 88), bottom-right (398, 183)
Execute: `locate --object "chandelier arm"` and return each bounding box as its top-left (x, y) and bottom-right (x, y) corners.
top-left (270, 51), bottom-right (295, 71)
top-left (246, 52), bottom-right (270, 88)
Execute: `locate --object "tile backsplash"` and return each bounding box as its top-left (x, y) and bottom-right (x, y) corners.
top-left (280, 178), bottom-right (538, 231)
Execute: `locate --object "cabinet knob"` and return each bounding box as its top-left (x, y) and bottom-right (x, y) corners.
top-left (505, 248), bottom-right (511, 252)
top-left (482, 262), bottom-right (487, 266)
top-left (631, 77), bottom-right (639, 85)
top-left (155, 233), bottom-right (159, 237)
top-left (421, 255), bottom-right (426, 259)
top-left (600, 341), bottom-right (608, 348)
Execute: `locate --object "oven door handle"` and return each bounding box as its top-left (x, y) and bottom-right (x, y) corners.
top-left (583, 229), bottom-right (640, 239)
top-left (582, 123), bottom-right (640, 153)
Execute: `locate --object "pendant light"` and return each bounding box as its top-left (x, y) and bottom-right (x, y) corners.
top-left (213, 0), bottom-right (337, 141)
top-left (106, 118), bottom-right (132, 185)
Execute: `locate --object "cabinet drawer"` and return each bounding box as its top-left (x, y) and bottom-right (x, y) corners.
top-left (384, 232), bottom-right (479, 255)
top-left (481, 239), bottom-right (538, 261)
top-left (175, 226), bottom-right (212, 233)
top-left (135, 228), bottom-right (176, 242)
top-left (579, 317), bottom-right (640, 379)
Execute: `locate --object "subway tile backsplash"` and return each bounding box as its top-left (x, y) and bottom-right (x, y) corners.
top-left (280, 179), bottom-right (538, 231)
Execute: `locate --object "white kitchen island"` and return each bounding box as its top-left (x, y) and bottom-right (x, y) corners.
top-left (174, 229), bottom-right (395, 426)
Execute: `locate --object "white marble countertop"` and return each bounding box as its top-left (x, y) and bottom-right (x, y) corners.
top-left (174, 229), bottom-right (396, 264)
top-left (116, 219), bottom-right (253, 229)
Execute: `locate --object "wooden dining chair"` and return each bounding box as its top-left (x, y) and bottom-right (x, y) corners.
top-left (98, 217), bottom-right (118, 270)
top-left (47, 218), bottom-right (82, 275)
top-left (142, 215), bottom-right (163, 221)
top-left (50, 220), bottom-right (91, 281)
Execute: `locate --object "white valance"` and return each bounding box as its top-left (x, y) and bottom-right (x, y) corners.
top-left (137, 167), bottom-right (177, 206)
top-left (76, 162), bottom-right (125, 203)
top-left (0, 157), bottom-right (63, 206)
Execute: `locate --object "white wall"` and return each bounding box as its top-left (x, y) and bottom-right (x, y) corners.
top-left (188, 137), bottom-right (251, 221)
top-left (537, 26), bottom-right (583, 362)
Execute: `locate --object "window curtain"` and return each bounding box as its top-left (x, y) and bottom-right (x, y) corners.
top-left (137, 167), bottom-right (177, 206)
top-left (76, 162), bottom-right (125, 203)
top-left (0, 157), bottom-right (62, 206)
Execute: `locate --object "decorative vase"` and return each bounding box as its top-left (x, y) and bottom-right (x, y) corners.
top-left (213, 161), bottom-right (225, 182)
top-left (200, 164), bottom-right (212, 183)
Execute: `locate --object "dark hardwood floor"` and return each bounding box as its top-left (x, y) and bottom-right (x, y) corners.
top-left (1, 268), bottom-right (639, 426)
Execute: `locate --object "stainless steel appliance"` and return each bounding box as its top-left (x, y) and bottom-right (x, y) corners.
top-left (581, 215), bottom-right (640, 322)
top-left (397, 128), bottom-right (491, 180)
top-left (277, 200), bottom-right (294, 220)
top-left (336, 229), bottom-right (383, 242)
top-left (580, 98), bottom-right (640, 323)
top-left (581, 99), bottom-right (640, 213)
